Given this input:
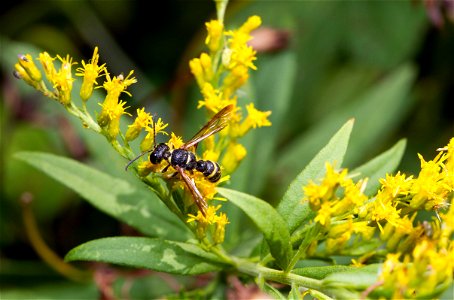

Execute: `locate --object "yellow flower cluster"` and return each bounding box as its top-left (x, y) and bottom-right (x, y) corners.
top-left (184, 15), bottom-right (273, 241)
top-left (189, 15), bottom-right (272, 176)
top-left (14, 12), bottom-right (273, 245)
top-left (362, 139), bottom-right (454, 253)
top-left (301, 139), bottom-right (453, 296)
top-left (303, 163), bottom-right (373, 253)
top-left (187, 205), bottom-right (230, 245)
top-left (14, 52), bottom-right (76, 106)
top-left (379, 204), bottom-right (453, 298)
top-left (376, 139), bottom-right (454, 297)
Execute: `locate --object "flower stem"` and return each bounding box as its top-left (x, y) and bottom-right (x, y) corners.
top-left (20, 192), bottom-right (92, 282)
top-left (66, 102), bottom-right (101, 133)
top-left (215, 0), bottom-right (229, 23)
top-left (232, 258), bottom-right (323, 291)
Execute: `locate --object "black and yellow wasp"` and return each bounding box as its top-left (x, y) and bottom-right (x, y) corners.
top-left (126, 105), bottom-right (234, 216)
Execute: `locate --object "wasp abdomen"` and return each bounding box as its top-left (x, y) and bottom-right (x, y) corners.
top-left (196, 160), bottom-right (221, 182)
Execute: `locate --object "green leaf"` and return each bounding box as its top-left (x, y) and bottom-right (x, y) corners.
top-left (343, 65), bottom-right (415, 167)
top-left (277, 120), bottom-right (354, 233)
top-left (65, 237), bottom-right (225, 275)
top-left (321, 264), bottom-right (380, 290)
top-left (293, 265), bottom-right (358, 280)
top-left (14, 151), bottom-right (191, 240)
top-left (245, 51), bottom-right (298, 195)
top-left (289, 283), bottom-right (303, 300)
top-left (225, 51), bottom-right (297, 249)
top-left (218, 188), bottom-right (292, 270)
top-left (351, 139), bottom-right (406, 196)
top-left (262, 282), bottom-right (286, 300)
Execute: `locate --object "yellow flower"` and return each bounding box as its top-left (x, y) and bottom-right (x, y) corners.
top-left (303, 163), bottom-right (346, 210)
top-left (197, 83), bottom-right (233, 114)
top-left (379, 172), bottom-right (413, 198)
top-left (202, 149), bottom-right (220, 162)
top-left (103, 70), bottom-right (137, 99)
top-left (314, 202), bottom-right (334, 227)
top-left (226, 15), bottom-right (262, 50)
top-left (98, 71), bottom-right (136, 126)
top-left (440, 138), bottom-right (454, 174)
top-left (125, 108), bottom-right (153, 142)
top-left (221, 142), bottom-right (247, 174)
top-left (167, 132), bottom-right (183, 149)
top-left (14, 63), bottom-right (37, 88)
top-left (205, 20), bottom-right (224, 52)
top-left (235, 103), bottom-right (271, 137)
top-left (365, 193), bottom-right (402, 233)
top-left (76, 47), bottom-right (106, 101)
top-left (140, 119), bottom-right (170, 152)
top-left (380, 238), bottom-right (454, 298)
top-left (381, 214), bottom-right (416, 252)
top-left (53, 54), bottom-right (76, 105)
top-left (38, 52), bottom-right (57, 83)
top-left (214, 212), bottom-right (229, 244)
top-left (245, 103), bottom-right (271, 128)
top-left (217, 16), bottom-right (261, 99)
top-left (194, 175), bottom-right (218, 202)
top-left (352, 221), bottom-right (375, 240)
top-left (137, 161), bottom-right (153, 177)
top-left (16, 54), bottom-right (42, 82)
top-left (410, 153), bottom-right (452, 211)
top-left (222, 65), bottom-right (249, 99)
top-left (187, 205), bottom-right (229, 244)
top-left (239, 15), bottom-right (262, 35)
top-left (187, 205), bottom-right (221, 240)
top-left (228, 45), bottom-right (257, 71)
top-left (189, 53), bottom-right (214, 89)
top-left (99, 100), bottom-right (131, 139)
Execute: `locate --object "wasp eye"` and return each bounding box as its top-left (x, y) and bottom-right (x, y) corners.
top-left (150, 151), bottom-right (161, 164)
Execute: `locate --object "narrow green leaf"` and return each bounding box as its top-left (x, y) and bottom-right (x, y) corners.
top-left (289, 283), bottom-right (303, 300)
top-left (65, 237), bottom-right (225, 275)
top-left (293, 265), bottom-right (357, 280)
top-left (226, 52), bottom-right (297, 249)
top-left (218, 188), bottom-right (292, 270)
top-left (262, 282), bottom-right (286, 300)
top-left (14, 151), bottom-right (191, 240)
top-left (351, 139), bottom-right (406, 196)
top-left (277, 120), bottom-right (354, 233)
top-left (321, 264), bottom-right (380, 290)
top-left (344, 65), bottom-right (415, 167)
top-left (246, 52), bottom-right (298, 195)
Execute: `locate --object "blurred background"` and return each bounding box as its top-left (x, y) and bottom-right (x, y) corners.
top-left (1, 0), bottom-right (453, 298)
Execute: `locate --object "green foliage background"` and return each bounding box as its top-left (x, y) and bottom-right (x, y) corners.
top-left (1, 0), bottom-right (453, 298)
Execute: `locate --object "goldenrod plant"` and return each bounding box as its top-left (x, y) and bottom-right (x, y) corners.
top-left (9, 0), bottom-right (453, 299)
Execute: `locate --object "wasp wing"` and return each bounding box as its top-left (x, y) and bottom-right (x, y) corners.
top-left (181, 104), bottom-right (234, 150)
top-left (176, 166), bottom-right (207, 216)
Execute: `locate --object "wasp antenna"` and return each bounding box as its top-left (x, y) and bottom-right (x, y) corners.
top-left (125, 150), bottom-right (151, 171)
top-left (152, 113), bottom-right (157, 149)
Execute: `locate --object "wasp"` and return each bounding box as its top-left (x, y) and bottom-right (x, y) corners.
top-left (126, 105), bottom-right (234, 216)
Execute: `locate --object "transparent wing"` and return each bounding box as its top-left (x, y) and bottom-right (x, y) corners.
top-left (181, 104), bottom-right (234, 150)
top-left (176, 166), bottom-right (207, 216)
